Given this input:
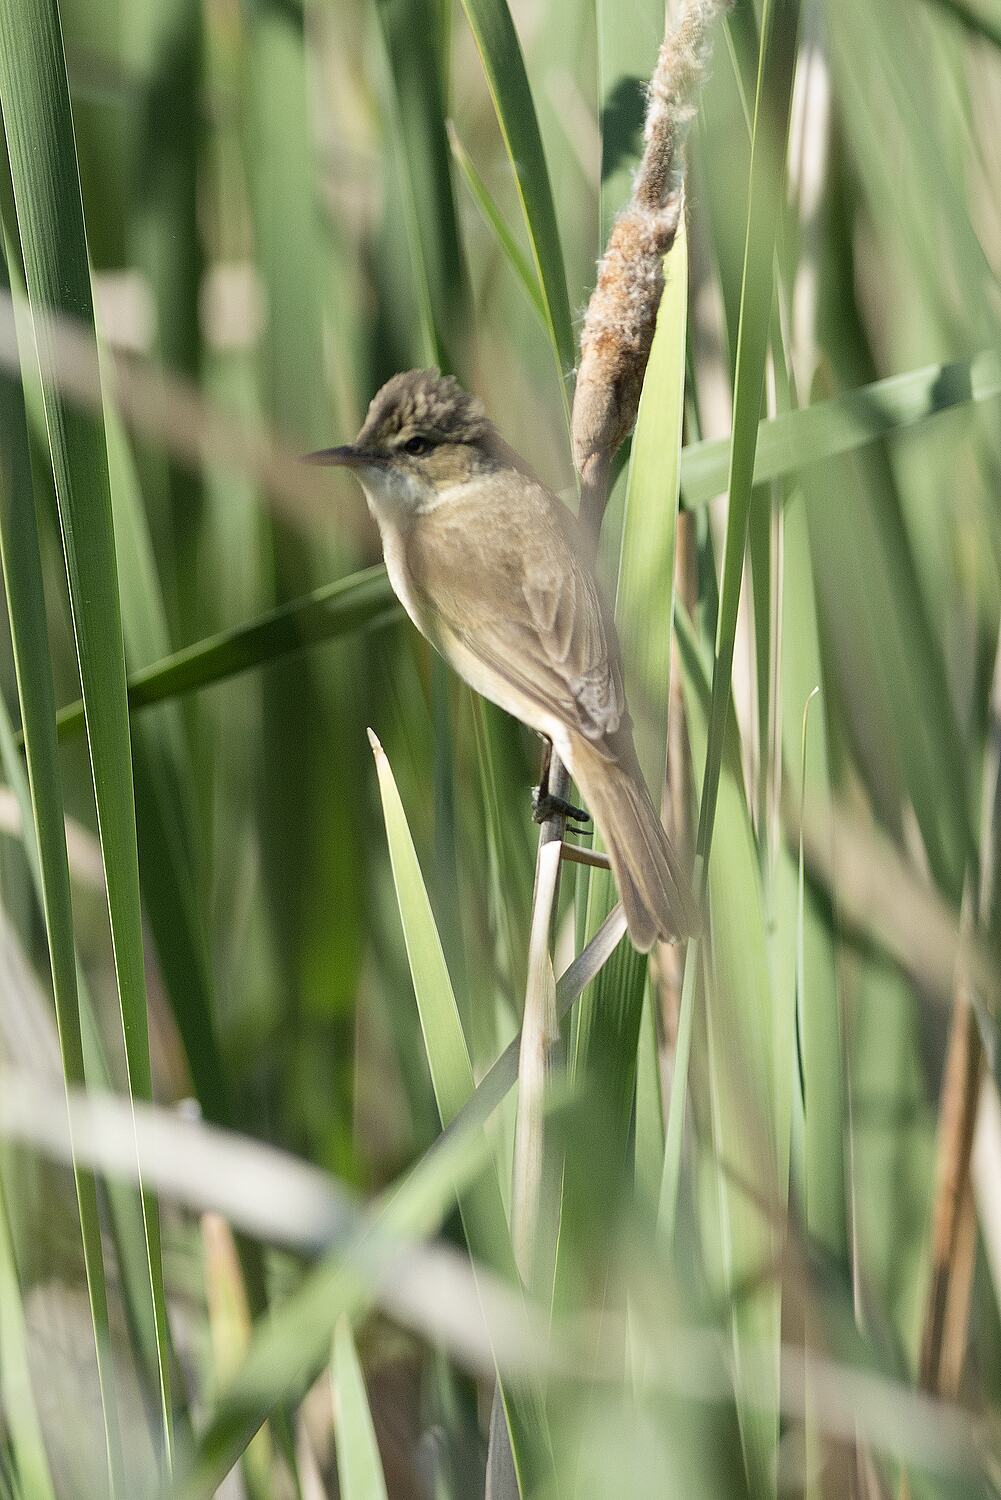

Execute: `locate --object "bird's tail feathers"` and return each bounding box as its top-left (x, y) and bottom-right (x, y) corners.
top-left (569, 742), bottom-right (699, 952)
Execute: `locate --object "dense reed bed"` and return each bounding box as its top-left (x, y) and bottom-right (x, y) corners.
top-left (0, 0), bottom-right (1000, 1495)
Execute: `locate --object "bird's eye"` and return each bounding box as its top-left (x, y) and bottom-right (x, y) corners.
top-left (402, 435), bottom-right (430, 456)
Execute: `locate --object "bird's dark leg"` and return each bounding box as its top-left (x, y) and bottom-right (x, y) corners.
top-left (531, 736), bottom-right (591, 828)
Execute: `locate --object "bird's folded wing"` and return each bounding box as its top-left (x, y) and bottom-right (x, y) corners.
top-left (408, 489), bottom-right (627, 754)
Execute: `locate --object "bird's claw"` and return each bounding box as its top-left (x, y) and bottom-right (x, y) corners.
top-left (532, 788), bottom-right (591, 829)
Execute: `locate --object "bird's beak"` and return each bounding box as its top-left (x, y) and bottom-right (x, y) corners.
top-left (303, 444), bottom-right (386, 468)
top-left (304, 444), bottom-right (360, 467)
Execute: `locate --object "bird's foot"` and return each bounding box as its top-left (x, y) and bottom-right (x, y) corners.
top-left (532, 787), bottom-right (591, 830)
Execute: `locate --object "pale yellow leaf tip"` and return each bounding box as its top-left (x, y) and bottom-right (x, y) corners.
top-left (367, 726), bottom-right (384, 761)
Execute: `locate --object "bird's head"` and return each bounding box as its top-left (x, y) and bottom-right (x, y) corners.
top-left (306, 368), bottom-right (511, 520)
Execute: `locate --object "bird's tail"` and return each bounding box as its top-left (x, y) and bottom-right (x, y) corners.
top-left (568, 740), bottom-right (699, 952)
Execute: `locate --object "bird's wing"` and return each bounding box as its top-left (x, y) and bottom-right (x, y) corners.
top-left (408, 479), bottom-right (628, 754)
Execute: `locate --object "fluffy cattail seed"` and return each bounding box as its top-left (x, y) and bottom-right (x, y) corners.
top-left (572, 0), bottom-right (731, 491)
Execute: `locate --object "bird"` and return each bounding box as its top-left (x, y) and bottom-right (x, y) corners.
top-left (307, 368), bottom-right (698, 951)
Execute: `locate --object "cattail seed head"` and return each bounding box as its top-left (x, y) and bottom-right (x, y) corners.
top-left (571, 0), bottom-right (731, 485)
top-left (572, 204), bottom-right (681, 476)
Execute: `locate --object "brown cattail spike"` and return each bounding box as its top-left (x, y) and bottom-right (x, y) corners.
top-left (571, 0), bottom-right (731, 486)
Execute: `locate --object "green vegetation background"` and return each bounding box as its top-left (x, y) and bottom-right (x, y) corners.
top-left (0, 0), bottom-right (1000, 1495)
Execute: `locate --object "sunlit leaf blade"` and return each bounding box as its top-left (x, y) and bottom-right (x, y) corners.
top-left (680, 348), bottom-right (1001, 509)
top-left (330, 1319), bottom-right (390, 1500)
top-left (0, 0), bottom-right (172, 1465)
top-left (471, 694), bottom-right (533, 1033)
top-left (369, 730), bottom-right (479, 1122)
top-left (617, 213), bottom-right (688, 1233)
top-left (368, 729), bottom-right (551, 1496)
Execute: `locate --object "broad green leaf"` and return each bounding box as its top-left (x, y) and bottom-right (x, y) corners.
top-left (471, 694), bottom-right (533, 1030)
top-left (664, 1), bottom-right (801, 1247)
top-left (330, 1319), bottom-right (389, 1500)
top-left (616, 221), bottom-right (689, 798)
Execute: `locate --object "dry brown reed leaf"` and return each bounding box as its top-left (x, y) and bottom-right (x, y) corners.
top-left (919, 932), bottom-right (983, 1397)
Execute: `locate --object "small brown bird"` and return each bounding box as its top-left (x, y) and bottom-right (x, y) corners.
top-left (308, 369), bottom-right (697, 950)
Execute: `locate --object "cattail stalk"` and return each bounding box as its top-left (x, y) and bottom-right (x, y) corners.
top-left (510, 0), bottom-right (730, 1275)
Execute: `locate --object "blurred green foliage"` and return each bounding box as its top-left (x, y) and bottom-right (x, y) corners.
top-left (0, 0), bottom-right (1000, 1495)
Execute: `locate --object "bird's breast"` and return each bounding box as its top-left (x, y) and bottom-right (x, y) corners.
top-left (380, 524), bottom-right (434, 640)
